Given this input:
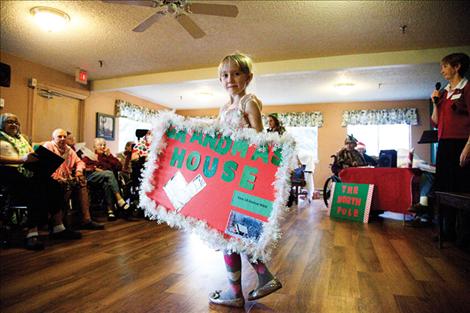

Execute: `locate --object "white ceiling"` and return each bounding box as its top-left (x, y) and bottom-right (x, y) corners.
top-left (1, 0), bottom-right (470, 109)
top-left (119, 63), bottom-right (443, 109)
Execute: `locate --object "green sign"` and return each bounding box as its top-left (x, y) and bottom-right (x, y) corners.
top-left (328, 182), bottom-right (374, 223)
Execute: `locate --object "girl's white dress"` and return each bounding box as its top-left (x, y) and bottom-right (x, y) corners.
top-left (218, 94), bottom-right (262, 130)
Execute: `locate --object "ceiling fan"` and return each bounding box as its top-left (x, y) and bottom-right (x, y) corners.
top-left (102, 0), bottom-right (239, 39)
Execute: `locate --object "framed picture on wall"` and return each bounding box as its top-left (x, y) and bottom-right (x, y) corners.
top-left (96, 112), bottom-right (115, 140)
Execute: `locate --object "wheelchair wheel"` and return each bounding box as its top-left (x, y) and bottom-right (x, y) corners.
top-left (323, 175), bottom-right (340, 207)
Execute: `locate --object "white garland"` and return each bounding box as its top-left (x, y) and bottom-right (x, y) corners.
top-left (139, 111), bottom-right (297, 262)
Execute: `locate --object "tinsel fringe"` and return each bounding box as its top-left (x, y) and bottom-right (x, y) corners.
top-left (139, 110), bottom-right (297, 262)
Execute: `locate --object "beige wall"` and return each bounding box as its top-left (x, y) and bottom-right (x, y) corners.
top-left (84, 91), bottom-right (168, 153)
top-left (0, 51), bottom-right (88, 135)
top-left (177, 100), bottom-right (431, 188)
top-left (0, 51), bottom-right (167, 153)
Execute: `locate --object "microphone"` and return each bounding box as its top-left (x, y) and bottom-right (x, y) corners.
top-left (433, 82), bottom-right (441, 105)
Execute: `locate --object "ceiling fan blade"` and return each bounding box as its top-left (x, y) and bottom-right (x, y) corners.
top-left (188, 3), bottom-right (238, 17)
top-left (102, 0), bottom-right (158, 8)
top-left (133, 11), bottom-right (165, 32)
top-left (176, 14), bottom-right (205, 39)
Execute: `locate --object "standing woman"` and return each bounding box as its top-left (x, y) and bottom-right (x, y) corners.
top-left (431, 53), bottom-right (470, 244)
top-left (266, 113), bottom-right (286, 135)
top-left (209, 53), bottom-right (282, 308)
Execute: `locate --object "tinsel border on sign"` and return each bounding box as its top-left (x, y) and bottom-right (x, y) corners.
top-left (139, 110), bottom-right (297, 262)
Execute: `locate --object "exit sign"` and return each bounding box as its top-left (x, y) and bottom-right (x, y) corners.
top-left (75, 68), bottom-right (88, 85)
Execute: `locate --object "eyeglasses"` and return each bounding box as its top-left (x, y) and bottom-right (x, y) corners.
top-left (5, 120), bottom-right (20, 126)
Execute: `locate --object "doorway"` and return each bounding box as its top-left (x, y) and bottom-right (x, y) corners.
top-left (32, 88), bottom-right (82, 143)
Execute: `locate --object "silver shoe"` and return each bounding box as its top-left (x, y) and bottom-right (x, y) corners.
top-left (247, 278), bottom-right (282, 301)
top-left (209, 290), bottom-right (245, 308)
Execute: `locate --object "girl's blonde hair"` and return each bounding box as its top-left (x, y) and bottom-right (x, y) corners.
top-left (218, 52), bottom-right (253, 76)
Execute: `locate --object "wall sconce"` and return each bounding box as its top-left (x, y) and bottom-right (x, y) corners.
top-left (30, 6), bottom-right (70, 32)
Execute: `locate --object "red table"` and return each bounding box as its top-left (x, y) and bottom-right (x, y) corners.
top-left (339, 167), bottom-right (420, 214)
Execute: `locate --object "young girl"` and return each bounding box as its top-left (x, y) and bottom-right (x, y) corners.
top-left (209, 53), bottom-right (282, 308)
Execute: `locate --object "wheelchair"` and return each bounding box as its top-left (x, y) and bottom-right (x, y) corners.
top-left (127, 157), bottom-right (147, 215)
top-left (322, 155), bottom-right (342, 207)
top-left (0, 184), bottom-right (29, 248)
top-left (288, 164), bottom-right (312, 207)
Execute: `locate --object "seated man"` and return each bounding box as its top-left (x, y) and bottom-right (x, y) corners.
top-left (43, 129), bottom-right (104, 230)
top-left (82, 138), bottom-right (130, 221)
top-left (336, 135), bottom-right (366, 169)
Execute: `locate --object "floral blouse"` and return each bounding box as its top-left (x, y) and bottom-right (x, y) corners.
top-left (218, 94), bottom-right (262, 130)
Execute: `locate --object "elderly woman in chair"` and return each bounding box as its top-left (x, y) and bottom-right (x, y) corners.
top-left (0, 113), bottom-right (81, 250)
top-left (81, 138), bottom-right (130, 221)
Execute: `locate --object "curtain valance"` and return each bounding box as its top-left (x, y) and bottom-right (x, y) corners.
top-left (190, 111), bottom-right (324, 128)
top-left (115, 99), bottom-right (160, 123)
top-left (263, 112), bottom-right (324, 128)
top-left (341, 108), bottom-right (418, 126)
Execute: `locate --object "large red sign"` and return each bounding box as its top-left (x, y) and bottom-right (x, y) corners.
top-left (140, 113), bottom-right (295, 261)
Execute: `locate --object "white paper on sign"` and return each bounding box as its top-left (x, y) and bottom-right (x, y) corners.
top-left (163, 172), bottom-right (207, 212)
top-left (163, 171), bottom-right (190, 211)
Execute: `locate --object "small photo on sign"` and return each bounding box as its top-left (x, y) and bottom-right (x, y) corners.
top-left (225, 210), bottom-right (264, 241)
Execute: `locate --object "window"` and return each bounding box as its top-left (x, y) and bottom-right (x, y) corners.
top-left (285, 126), bottom-right (318, 166)
top-left (118, 117), bottom-right (152, 152)
top-left (285, 126), bottom-right (318, 193)
top-left (346, 124), bottom-right (411, 156)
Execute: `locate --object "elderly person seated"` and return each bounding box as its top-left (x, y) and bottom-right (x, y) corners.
top-left (0, 113), bottom-right (43, 250)
top-left (82, 138), bottom-right (130, 221)
top-left (336, 134), bottom-right (366, 169)
top-left (64, 130), bottom-right (84, 158)
top-left (355, 142), bottom-right (377, 167)
top-left (0, 113), bottom-right (81, 250)
top-left (43, 129), bottom-right (104, 230)
top-left (117, 141), bottom-right (139, 201)
top-left (117, 141), bottom-right (136, 176)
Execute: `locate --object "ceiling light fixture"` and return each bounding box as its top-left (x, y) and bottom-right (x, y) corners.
top-left (30, 6), bottom-right (70, 32)
top-left (196, 91), bottom-right (214, 101)
top-left (334, 82), bottom-right (355, 94)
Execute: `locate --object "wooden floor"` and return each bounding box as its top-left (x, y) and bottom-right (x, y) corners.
top-left (1, 200), bottom-right (470, 313)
